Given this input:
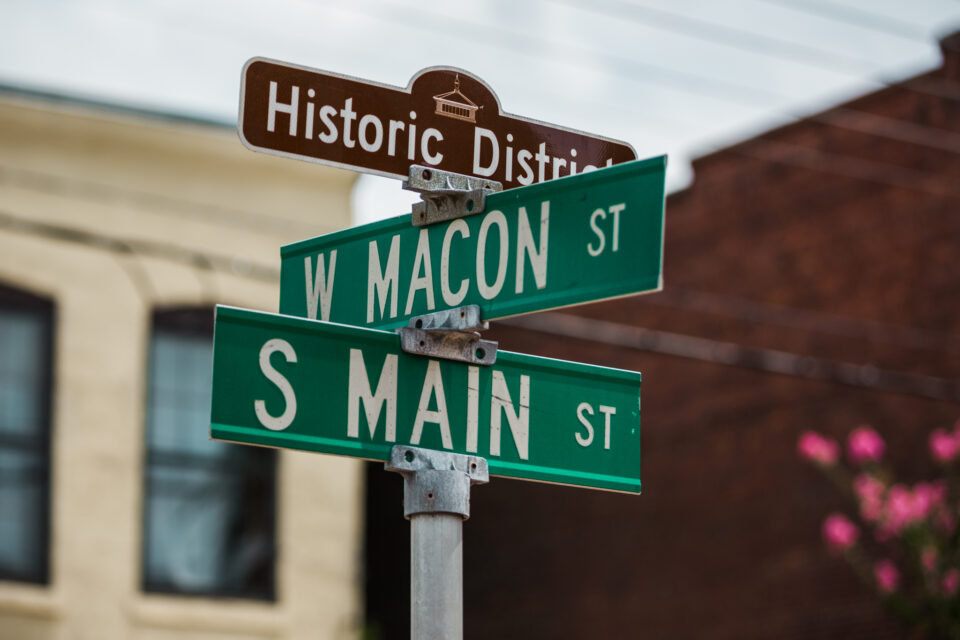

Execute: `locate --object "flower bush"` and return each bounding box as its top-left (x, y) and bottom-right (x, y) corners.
top-left (799, 419), bottom-right (960, 639)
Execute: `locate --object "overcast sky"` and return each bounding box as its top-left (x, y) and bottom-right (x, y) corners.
top-left (2, 0), bottom-right (958, 224)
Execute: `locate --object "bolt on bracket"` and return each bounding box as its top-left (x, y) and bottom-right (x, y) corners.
top-left (398, 306), bottom-right (497, 365)
top-left (409, 305), bottom-right (488, 332)
top-left (403, 165), bottom-right (503, 227)
top-left (385, 445), bottom-right (489, 519)
top-left (398, 327), bottom-right (497, 366)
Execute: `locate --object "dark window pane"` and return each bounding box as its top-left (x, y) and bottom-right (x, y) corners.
top-left (0, 285), bottom-right (53, 584)
top-left (142, 308), bottom-right (276, 600)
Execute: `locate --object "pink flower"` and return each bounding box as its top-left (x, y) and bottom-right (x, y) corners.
top-left (943, 569), bottom-right (959, 596)
top-left (822, 513), bottom-right (859, 553)
top-left (882, 483), bottom-right (938, 535)
top-left (847, 425), bottom-right (885, 464)
top-left (875, 482), bottom-right (947, 538)
top-left (922, 546), bottom-right (938, 572)
top-left (913, 481), bottom-right (946, 514)
top-left (875, 559), bottom-right (900, 593)
top-left (884, 485), bottom-right (916, 534)
top-left (929, 428), bottom-right (960, 463)
top-left (798, 431), bottom-right (840, 466)
top-left (853, 474), bottom-right (885, 522)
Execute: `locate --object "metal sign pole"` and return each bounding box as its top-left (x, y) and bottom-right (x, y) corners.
top-left (386, 446), bottom-right (489, 640)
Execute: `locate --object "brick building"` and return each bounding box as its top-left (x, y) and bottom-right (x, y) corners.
top-left (365, 33), bottom-right (960, 638)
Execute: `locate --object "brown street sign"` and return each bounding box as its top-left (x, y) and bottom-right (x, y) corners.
top-left (239, 58), bottom-right (638, 189)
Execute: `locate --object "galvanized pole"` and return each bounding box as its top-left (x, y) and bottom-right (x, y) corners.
top-left (387, 445), bottom-right (489, 640)
top-left (411, 514), bottom-right (463, 638)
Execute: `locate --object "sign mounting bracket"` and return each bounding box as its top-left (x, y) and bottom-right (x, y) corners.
top-left (385, 445), bottom-right (489, 519)
top-left (408, 305), bottom-right (488, 332)
top-left (403, 165), bottom-right (503, 227)
top-left (398, 305), bottom-right (497, 365)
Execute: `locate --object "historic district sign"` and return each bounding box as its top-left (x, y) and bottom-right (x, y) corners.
top-left (280, 156), bottom-right (666, 330)
top-left (239, 58), bottom-right (638, 189)
top-left (211, 307), bottom-right (642, 493)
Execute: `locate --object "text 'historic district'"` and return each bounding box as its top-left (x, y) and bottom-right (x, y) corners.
top-left (239, 58), bottom-right (638, 189)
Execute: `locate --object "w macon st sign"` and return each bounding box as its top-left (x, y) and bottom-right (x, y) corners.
top-left (279, 158), bottom-right (666, 330)
top-left (239, 58), bottom-right (637, 188)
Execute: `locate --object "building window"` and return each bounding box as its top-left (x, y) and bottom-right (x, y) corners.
top-left (0, 283), bottom-right (53, 584)
top-left (142, 308), bottom-right (276, 600)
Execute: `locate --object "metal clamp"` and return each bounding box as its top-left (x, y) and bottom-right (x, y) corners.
top-left (398, 306), bottom-right (497, 365)
top-left (409, 305), bottom-right (487, 332)
top-left (385, 445), bottom-right (489, 519)
top-left (403, 165), bottom-right (502, 227)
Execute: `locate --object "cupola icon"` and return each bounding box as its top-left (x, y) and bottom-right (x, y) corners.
top-left (433, 75), bottom-right (479, 123)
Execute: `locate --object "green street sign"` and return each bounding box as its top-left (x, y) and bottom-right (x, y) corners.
top-left (279, 156), bottom-right (665, 330)
top-left (211, 306), bottom-right (642, 493)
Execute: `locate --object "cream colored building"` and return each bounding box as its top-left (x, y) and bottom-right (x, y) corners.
top-left (0, 89), bottom-right (364, 639)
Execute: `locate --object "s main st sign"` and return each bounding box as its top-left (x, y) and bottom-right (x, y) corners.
top-left (239, 58), bottom-right (638, 189)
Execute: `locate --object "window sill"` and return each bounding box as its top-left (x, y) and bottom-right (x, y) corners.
top-left (0, 583), bottom-right (62, 620)
top-left (126, 593), bottom-right (286, 637)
